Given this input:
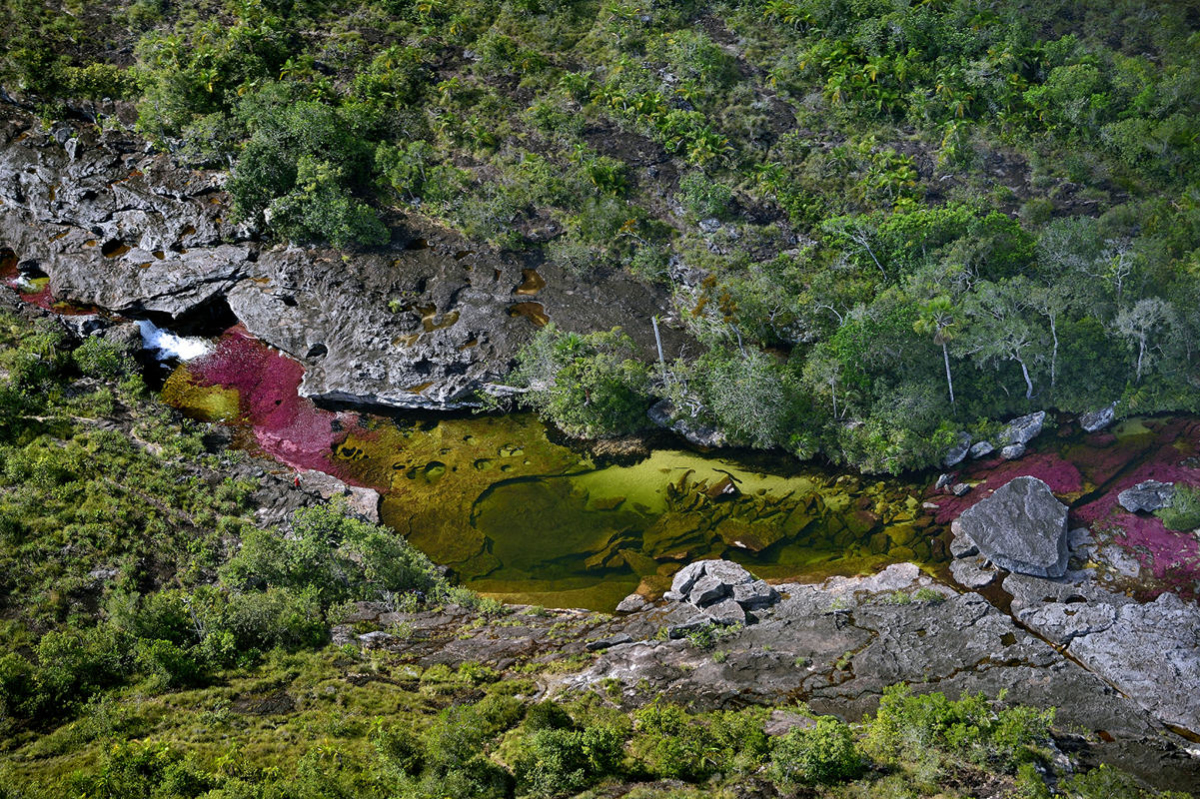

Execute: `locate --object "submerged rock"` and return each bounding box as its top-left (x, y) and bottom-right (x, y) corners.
top-left (952, 476), bottom-right (1069, 578)
top-left (1117, 480), bottom-right (1175, 513)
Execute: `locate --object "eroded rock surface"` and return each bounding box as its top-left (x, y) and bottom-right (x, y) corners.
top-left (1117, 479), bottom-right (1175, 513)
top-left (1006, 572), bottom-right (1200, 736)
top-left (0, 107), bottom-right (688, 410)
top-left (952, 476), bottom-right (1069, 577)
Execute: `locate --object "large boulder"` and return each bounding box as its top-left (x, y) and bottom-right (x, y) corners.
top-left (951, 476), bottom-right (1069, 578)
top-left (1079, 403), bottom-right (1116, 433)
top-left (1117, 480), bottom-right (1175, 513)
top-left (667, 559), bottom-right (778, 622)
top-left (1001, 411), bottom-right (1045, 447)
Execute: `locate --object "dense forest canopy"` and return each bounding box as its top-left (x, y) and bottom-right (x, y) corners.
top-left (3, 0), bottom-right (1199, 471)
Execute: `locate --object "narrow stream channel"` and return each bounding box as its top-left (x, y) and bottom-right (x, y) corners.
top-left (155, 323), bottom-right (1200, 610)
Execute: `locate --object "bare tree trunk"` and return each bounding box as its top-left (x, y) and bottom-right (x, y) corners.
top-left (1136, 336), bottom-right (1146, 382)
top-left (1049, 314), bottom-right (1058, 394)
top-left (1017, 356), bottom-right (1034, 399)
top-left (941, 342), bottom-right (956, 412)
top-left (651, 315), bottom-right (667, 381)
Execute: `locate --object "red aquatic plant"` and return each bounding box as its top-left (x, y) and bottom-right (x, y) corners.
top-left (189, 326), bottom-right (371, 483)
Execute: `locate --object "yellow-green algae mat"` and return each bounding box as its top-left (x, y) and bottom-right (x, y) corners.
top-left (163, 330), bottom-right (944, 611)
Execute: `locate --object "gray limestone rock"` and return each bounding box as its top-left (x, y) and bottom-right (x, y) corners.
top-left (1002, 411), bottom-right (1046, 446)
top-left (0, 105), bottom-right (689, 412)
top-left (1004, 572), bottom-right (1200, 736)
top-left (1117, 480), bottom-right (1175, 513)
top-left (1067, 592), bottom-right (1200, 734)
top-left (950, 482), bottom-right (972, 497)
top-left (950, 534), bottom-right (979, 559)
top-left (703, 560), bottom-right (754, 589)
top-left (950, 555), bottom-right (997, 588)
top-left (704, 598), bottom-right (747, 625)
top-left (732, 579), bottom-right (779, 610)
top-left (943, 432), bottom-right (972, 468)
top-left (952, 476), bottom-right (1069, 578)
top-left (1079, 404), bottom-right (1117, 433)
top-left (615, 593), bottom-right (649, 614)
top-left (586, 633), bottom-right (634, 651)
top-left (1001, 443), bottom-right (1027, 460)
top-left (690, 575), bottom-right (730, 606)
top-left (969, 440), bottom-right (995, 459)
top-left (670, 561), bottom-right (708, 597)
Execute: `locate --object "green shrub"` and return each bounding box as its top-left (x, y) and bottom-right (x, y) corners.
top-left (34, 626), bottom-right (129, 711)
top-left (137, 638), bottom-right (203, 688)
top-left (217, 587), bottom-right (327, 652)
top-left (1157, 485), bottom-right (1200, 531)
top-left (511, 325), bottom-right (651, 439)
top-left (630, 703), bottom-right (712, 782)
top-left (767, 716), bottom-right (861, 786)
top-left (678, 171), bottom-right (734, 220)
top-left (864, 686), bottom-right (1052, 772)
top-left (513, 725), bottom-right (623, 797)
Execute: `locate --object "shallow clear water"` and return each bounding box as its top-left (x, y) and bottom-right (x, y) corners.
top-left (159, 326), bottom-right (1200, 610)
top-left (161, 327), bottom-right (944, 609)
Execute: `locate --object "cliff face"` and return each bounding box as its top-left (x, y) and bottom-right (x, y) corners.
top-left (0, 106), bottom-right (687, 409)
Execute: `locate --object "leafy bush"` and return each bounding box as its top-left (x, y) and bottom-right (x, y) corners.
top-left (863, 685), bottom-right (1052, 772)
top-left (1157, 485), bottom-right (1200, 532)
top-left (510, 325), bottom-right (651, 439)
top-left (228, 95), bottom-right (385, 247)
top-left (512, 725), bottom-right (624, 797)
top-left (768, 716), bottom-right (861, 786)
top-left (629, 703), bottom-right (713, 782)
top-left (678, 171), bottom-right (734, 220)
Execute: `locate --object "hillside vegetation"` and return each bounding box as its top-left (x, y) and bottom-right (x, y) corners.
top-left (3, 0), bottom-right (1199, 470)
top-left (0, 309), bottom-right (1183, 796)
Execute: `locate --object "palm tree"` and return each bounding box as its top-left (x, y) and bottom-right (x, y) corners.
top-left (915, 296), bottom-right (958, 413)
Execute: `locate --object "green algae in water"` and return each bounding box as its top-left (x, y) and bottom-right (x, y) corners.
top-left (458, 447), bottom-right (942, 609)
top-left (157, 330), bottom-right (945, 612)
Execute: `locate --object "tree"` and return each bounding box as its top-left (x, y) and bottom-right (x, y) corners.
top-left (965, 281), bottom-right (1044, 401)
top-left (1022, 278), bottom-right (1072, 396)
top-left (913, 295), bottom-right (959, 413)
top-left (1115, 297), bottom-right (1172, 382)
top-left (511, 325), bottom-right (651, 439)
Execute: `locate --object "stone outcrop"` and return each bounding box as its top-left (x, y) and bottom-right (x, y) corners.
top-left (0, 106), bottom-right (689, 411)
top-left (1117, 480), bottom-right (1175, 513)
top-left (1080, 403), bottom-right (1117, 433)
top-left (951, 476), bottom-right (1069, 578)
top-left (655, 559), bottom-right (779, 625)
top-left (1001, 411), bottom-right (1046, 447)
top-left (1005, 572), bottom-right (1200, 736)
top-left (324, 555), bottom-right (1200, 790)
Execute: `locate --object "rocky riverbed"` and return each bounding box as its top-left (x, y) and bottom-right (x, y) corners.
top-left (5, 102), bottom-right (1200, 793)
top-left (0, 104), bottom-right (688, 410)
top-left (332, 558), bottom-right (1200, 793)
